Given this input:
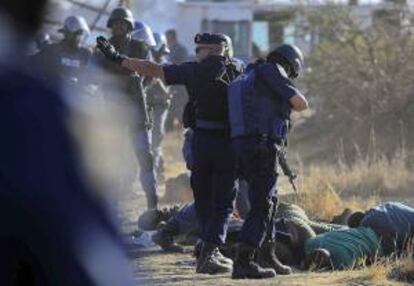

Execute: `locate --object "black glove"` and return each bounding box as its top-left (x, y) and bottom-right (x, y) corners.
top-left (96, 36), bottom-right (127, 65)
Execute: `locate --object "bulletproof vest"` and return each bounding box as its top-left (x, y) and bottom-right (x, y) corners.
top-left (104, 35), bottom-right (150, 76)
top-left (37, 42), bottom-right (91, 83)
top-left (228, 63), bottom-right (291, 141)
top-left (191, 56), bottom-right (241, 127)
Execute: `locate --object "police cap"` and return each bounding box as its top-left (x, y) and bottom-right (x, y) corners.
top-left (194, 33), bottom-right (227, 46)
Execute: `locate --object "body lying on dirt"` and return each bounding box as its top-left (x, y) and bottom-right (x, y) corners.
top-left (304, 226), bottom-right (382, 270)
top-left (137, 200), bottom-right (414, 271)
top-left (137, 200), bottom-right (345, 265)
top-left (348, 202), bottom-right (414, 256)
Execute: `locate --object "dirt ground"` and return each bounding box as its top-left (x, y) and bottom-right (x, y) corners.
top-left (119, 192), bottom-right (409, 286)
top-left (117, 132), bottom-right (412, 286)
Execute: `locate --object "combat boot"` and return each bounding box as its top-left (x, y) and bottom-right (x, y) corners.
top-left (196, 241), bottom-right (233, 274)
top-left (232, 243), bottom-right (276, 279)
top-left (257, 241), bottom-right (292, 275)
top-left (212, 247), bottom-right (234, 266)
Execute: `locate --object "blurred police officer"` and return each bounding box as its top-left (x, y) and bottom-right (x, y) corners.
top-left (34, 31), bottom-right (51, 52)
top-left (33, 15), bottom-right (91, 86)
top-left (0, 0), bottom-right (135, 285)
top-left (164, 29), bottom-right (189, 131)
top-left (95, 7), bottom-right (159, 210)
top-left (228, 45), bottom-right (308, 279)
top-left (97, 32), bottom-right (242, 274)
top-left (146, 32), bottom-right (171, 181)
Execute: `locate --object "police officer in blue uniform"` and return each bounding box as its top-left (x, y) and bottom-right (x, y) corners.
top-left (94, 8), bottom-right (159, 210)
top-left (0, 0), bottom-right (135, 285)
top-left (32, 16), bottom-right (91, 86)
top-left (96, 32), bottom-right (242, 274)
top-left (228, 45), bottom-right (308, 279)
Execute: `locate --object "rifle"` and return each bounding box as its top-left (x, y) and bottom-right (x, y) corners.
top-left (130, 74), bottom-right (152, 130)
top-left (277, 148), bottom-right (298, 196)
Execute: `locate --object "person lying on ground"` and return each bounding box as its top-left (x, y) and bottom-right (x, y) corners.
top-left (304, 226), bottom-right (382, 271)
top-left (348, 202), bottom-right (414, 256)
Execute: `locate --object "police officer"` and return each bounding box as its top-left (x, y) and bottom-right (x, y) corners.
top-left (34, 31), bottom-right (51, 52)
top-left (97, 32), bottom-right (242, 274)
top-left (146, 32), bottom-right (172, 181)
top-left (95, 8), bottom-right (159, 210)
top-left (33, 16), bottom-right (91, 85)
top-left (228, 45), bottom-right (308, 279)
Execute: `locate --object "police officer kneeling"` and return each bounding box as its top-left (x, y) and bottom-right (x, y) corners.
top-left (97, 33), bottom-right (242, 274)
top-left (228, 45), bottom-right (308, 279)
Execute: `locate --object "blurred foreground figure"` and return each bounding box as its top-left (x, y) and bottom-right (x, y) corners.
top-left (0, 1), bottom-right (134, 285)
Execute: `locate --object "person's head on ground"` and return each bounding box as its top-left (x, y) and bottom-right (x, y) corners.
top-left (347, 211), bottom-right (366, 228)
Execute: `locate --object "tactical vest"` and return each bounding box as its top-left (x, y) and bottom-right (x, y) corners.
top-left (228, 63), bottom-right (291, 141)
top-left (36, 43), bottom-right (91, 83)
top-left (191, 56), bottom-right (241, 128)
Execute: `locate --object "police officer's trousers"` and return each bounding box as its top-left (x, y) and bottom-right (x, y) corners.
top-left (190, 129), bottom-right (237, 245)
top-left (233, 137), bottom-right (279, 248)
top-left (131, 127), bottom-right (158, 208)
top-left (150, 104), bottom-right (168, 176)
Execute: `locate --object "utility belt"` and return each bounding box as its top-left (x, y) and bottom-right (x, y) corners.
top-left (236, 134), bottom-right (285, 146)
top-left (195, 120), bottom-right (229, 130)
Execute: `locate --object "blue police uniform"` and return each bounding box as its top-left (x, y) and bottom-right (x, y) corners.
top-left (32, 42), bottom-right (92, 86)
top-left (229, 62), bottom-right (299, 248)
top-left (95, 35), bottom-right (158, 209)
top-left (163, 55), bottom-right (240, 246)
top-left (0, 64), bottom-right (134, 286)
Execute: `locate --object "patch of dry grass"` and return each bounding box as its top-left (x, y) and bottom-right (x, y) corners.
top-left (290, 151), bottom-right (412, 220)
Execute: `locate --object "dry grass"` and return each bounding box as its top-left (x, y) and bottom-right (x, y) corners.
top-left (289, 150), bottom-right (412, 220)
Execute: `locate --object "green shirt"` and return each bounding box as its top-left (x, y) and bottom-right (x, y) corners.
top-left (304, 227), bottom-right (382, 270)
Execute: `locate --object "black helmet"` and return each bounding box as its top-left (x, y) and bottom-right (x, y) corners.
top-left (107, 7), bottom-right (134, 30)
top-left (268, 44), bottom-right (304, 78)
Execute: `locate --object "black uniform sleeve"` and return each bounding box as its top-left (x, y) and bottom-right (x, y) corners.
top-left (162, 62), bottom-right (196, 86)
top-left (259, 63), bottom-right (299, 101)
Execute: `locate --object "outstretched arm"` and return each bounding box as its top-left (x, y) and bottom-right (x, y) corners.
top-left (96, 36), bottom-right (165, 80)
top-left (121, 58), bottom-right (165, 81)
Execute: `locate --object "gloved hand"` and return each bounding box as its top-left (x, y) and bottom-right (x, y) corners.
top-left (96, 36), bottom-right (127, 65)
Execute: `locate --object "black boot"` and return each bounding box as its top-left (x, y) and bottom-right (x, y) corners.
top-left (197, 242), bottom-right (233, 274)
top-left (257, 241), bottom-right (292, 275)
top-left (232, 243), bottom-right (276, 279)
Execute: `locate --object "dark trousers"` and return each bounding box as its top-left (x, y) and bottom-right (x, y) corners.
top-left (191, 129), bottom-right (237, 245)
top-left (233, 137), bottom-right (279, 248)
